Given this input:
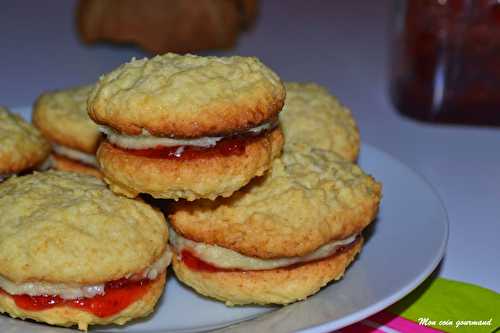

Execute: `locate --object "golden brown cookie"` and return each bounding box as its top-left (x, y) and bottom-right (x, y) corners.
top-left (170, 145), bottom-right (381, 259)
top-left (97, 127), bottom-right (284, 200)
top-left (168, 146), bottom-right (380, 305)
top-left (91, 53), bottom-right (285, 200)
top-left (0, 107), bottom-right (50, 176)
top-left (281, 82), bottom-right (360, 161)
top-left (172, 237), bottom-right (363, 306)
top-left (0, 273), bottom-right (165, 330)
top-left (88, 53), bottom-right (285, 137)
top-left (33, 85), bottom-right (102, 176)
top-left (0, 171), bottom-right (171, 330)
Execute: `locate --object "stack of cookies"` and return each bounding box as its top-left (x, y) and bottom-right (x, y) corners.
top-left (86, 53), bottom-right (381, 305)
top-left (0, 53), bottom-right (381, 330)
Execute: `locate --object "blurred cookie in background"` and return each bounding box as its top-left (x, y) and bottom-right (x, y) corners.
top-left (76, 0), bottom-right (258, 54)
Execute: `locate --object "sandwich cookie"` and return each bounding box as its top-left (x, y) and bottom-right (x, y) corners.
top-left (33, 85), bottom-right (102, 177)
top-left (280, 82), bottom-right (360, 161)
top-left (0, 107), bottom-right (50, 180)
top-left (89, 53), bottom-right (285, 200)
top-left (0, 171), bottom-right (171, 330)
top-left (169, 145), bottom-right (381, 305)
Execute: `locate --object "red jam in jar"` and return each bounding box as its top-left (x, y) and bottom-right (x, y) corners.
top-left (390, 0), bottom-right (500, 126)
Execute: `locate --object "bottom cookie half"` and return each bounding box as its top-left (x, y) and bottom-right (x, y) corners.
top-left (52, 154), bottom-right (102, 178)
top-left (173, 237), bottom-right (363, 306)
top-left (0, 272), bottom-right (166, 331)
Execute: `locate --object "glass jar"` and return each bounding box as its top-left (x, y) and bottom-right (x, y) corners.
top-left (389, 0), bottom-right (500, 126)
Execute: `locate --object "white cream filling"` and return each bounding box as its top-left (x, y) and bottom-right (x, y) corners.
top-left (0, 248), bottom-right (172, 300)
top-left (52, 144), bottom-right (98, 167)
top-left (99, 120), bottom-right (277, 150)
top-left (36, 156), bottom-right (53, 171)
top-left (130, 247), bottom-right (173, 281)
top-left (170, 228), bottom-right (357, 271)
top-left (0, 276), bottom-right (106, 300)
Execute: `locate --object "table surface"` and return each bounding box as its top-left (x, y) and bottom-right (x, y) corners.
top-left (1, 0), bottom-right (498, 311)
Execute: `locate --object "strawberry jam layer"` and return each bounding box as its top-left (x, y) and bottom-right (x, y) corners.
top-left (121, 132), bottom-right (264, 160)
top-left (0, 277), bottom-right (154, 318)
top-left (181, 239), bottom-right (357, 273)
top-left (181, 250), bottom-right (240, 273)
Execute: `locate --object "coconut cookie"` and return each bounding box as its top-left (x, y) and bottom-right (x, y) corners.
top-left (33, 85), bottom-right (102, 177)
top-left (0, 107), bottom-right (50, 179)
top-left (280, 82), bottom-right (360, 161)
top-left (169, 146), bottom-right (381, 305)
top-left (0, 171), bottom-right (171, 330)
top-left (89, 53), bottom-right (285, 200)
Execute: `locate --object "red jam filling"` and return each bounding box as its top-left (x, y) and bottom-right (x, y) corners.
top-left (0, 277), bottom-right (154, 318)
top-left (181, 241), bottom-right (356, 273)
top-left (121, 133), bottom-right (261, 160)
top-left (181, 250), bottom-right (240, 273)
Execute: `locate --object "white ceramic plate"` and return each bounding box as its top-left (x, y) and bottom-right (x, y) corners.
top-left (0, 107), bottom-right (448, 333)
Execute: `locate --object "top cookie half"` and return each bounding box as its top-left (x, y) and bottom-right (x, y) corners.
top-left (88, 53), bottom-right (285, 138)
top-left (0, 171), bottom-right (169, 285)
